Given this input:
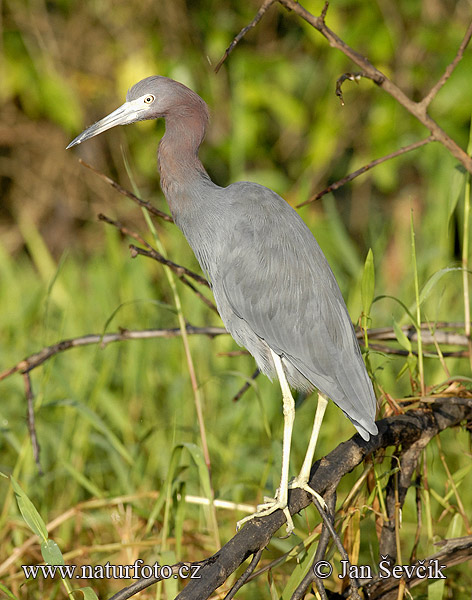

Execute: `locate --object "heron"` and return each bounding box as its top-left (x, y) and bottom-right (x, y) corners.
top-left (67, 76), bottom-right (378, 534)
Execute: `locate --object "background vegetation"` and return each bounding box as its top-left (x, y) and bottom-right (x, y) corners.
top-left (0, 0), bottom-right (471, 598)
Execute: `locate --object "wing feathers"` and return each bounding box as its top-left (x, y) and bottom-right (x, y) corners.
top-left (208, 183), bottom-right (377, 438)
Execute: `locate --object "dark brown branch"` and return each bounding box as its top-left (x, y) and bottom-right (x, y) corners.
top-left (106, 397), bottom-right (472, 600)
top-left (214, 0), bottom-right (276, 73)
top-left (79, 159), bottom-right (173, 223)
top-left (273, 0), bottom-right (472, 173)
top-left (298, 137), bottom-right (434, 206)
top-left (380, 433), bottom-right (435, 559)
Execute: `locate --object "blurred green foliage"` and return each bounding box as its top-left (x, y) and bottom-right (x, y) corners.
top-left (1, 0), bottom-right (471, 598)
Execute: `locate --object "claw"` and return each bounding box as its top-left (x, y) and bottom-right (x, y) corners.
top-left (237, 492), bottom-right (295, 535)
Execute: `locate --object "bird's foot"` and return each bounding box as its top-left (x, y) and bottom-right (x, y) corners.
top-left (288, 476), bottom-right (327, 510)
top-left (237, 491), bottom-right (294, 535)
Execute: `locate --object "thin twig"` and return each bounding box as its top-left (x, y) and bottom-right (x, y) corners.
top-left (106, 561), bottom-right (206, 600)
top-left (231, 368), bottom-right (260, 402)
top-left (366, 343), bottom-right (469, 359)
top-left (365, 536), bottom-right (472, 597)
top-left (367, 322), bottom-right (471, 347)
top-left (291, 494), bottom-right (335, 600)
top-left (409, 471), bottom-right (423, 564)
top-left (98, 213), bottom-right (210, 288)
top-left (23, 373), bottom-right (42, 474)
top-left (335, 71), bottom-right (365, 106)
top-left (129, 244), bottom-right (218, 313)
top-left (98, 212), bottom-right (218, 313)
top-left (0, 327), bottom-right (227, 381)
top-left (420, 20), bottom-right (472, 109)
top-left (298, 137), bottom-right (434, 206)
top-left (215, 0), bottom-right (276, 72)
top-left (223, 549), bottom-right (264, 600)
top-left (79, 159), bottom-right (173, 222)
top-left (217, 0), bottom-right (472, 171)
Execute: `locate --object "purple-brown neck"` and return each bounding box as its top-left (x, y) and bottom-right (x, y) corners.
top-left (158, 99), bottom-right (211, 200)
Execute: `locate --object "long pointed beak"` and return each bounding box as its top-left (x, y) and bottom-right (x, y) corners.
top-left (66, 101), bottom-right (138, 149)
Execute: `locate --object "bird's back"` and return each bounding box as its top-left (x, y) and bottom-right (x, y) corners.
top-left (173, 180), bottom-right (378, 440)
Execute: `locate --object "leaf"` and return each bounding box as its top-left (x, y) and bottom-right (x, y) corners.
top-left (361, 248), bottom-right (375, 316)
top-left (392, 319), bottom-right (412, 353)
top-left (41, 539), bottom-right (65, 566)
top-left (174, 481), bottom-right (186, 560)
top-left (281, 538), bottom-right (319, 600)
top-left (428, 578), bottom-right (446, 600)
top-left (0, 583), bottom-right (19, 600)
top-left (72, 587), bottom-right (100, 600)
top-left (10, 477), bottom-right (48, 543)
top-left (268, 570), bottom-right (280, 600)
top-left (49, 399), bottom-right (133, 465)
top-left (418, 267), bottom-right (463, 307)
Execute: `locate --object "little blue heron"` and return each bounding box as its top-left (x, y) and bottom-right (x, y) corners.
top-left (67, 76), bottom-right (378, 534)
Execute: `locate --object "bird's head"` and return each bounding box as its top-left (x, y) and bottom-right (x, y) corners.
top-left (66, 76), bottom-right (206, 149)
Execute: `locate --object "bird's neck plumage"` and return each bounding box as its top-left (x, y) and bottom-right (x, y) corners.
top-left (158, 101), bottom-right (213, 216)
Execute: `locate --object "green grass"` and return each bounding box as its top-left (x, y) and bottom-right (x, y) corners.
top-left (1, 136), bottom-right (471, 598)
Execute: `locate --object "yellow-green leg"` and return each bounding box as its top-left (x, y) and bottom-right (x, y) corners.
top-left (237, 349), bottom-right (296, 534)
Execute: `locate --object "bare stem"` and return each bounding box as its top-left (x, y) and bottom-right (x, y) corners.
top-left (214, 0), bottom-right (276, 72)
top-left (79, 160), bottom-right (173, 222)
top-left (298, 137), bottom-right (434, 207)
top-left (420, 20), bottom-right (472, 109)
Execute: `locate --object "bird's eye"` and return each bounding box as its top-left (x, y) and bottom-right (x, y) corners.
top-left (144, 95), bottom-right (155, 104)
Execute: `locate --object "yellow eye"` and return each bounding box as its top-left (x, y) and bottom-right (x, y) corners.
top-left (144, 95), bottom-right (155, 104)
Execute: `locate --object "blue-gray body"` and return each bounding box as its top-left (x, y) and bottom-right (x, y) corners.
top-left (169, 176), bottom-right (377, 440)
